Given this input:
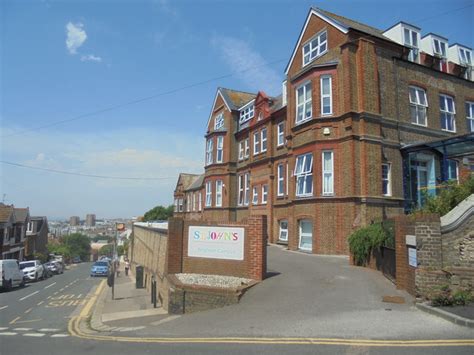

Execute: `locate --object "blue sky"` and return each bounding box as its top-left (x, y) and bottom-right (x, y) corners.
top-left (1, 0), bottom-right (472, 220)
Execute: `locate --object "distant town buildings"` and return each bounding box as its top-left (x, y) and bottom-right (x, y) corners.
top-left (69, 216), bottom-right (80, 226)
top-left (86, 214), bottom-right (96, 227)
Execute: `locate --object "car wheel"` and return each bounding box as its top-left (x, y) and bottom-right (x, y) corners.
top-left (6, 279), bottom-right (12, 291)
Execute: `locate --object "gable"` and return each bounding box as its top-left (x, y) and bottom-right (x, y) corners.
top-left (206, 89), bottom-right (232, 130)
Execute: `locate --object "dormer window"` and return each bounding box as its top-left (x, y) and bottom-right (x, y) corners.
top-left (239, 102), bottom-right (255, 124)
top-left (302, 30), bottom-right (327, 66)
top-left (459, 48), bottom-right (472, 66)
top-left (403, 27), bottom-right (419, 63)
top-left (214, 113), bottom-right (224, 130)
top-left (433, 38), bottom-right (447, 58)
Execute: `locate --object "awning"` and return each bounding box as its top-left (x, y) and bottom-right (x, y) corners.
top-left (400, 133), bottom-right (474, 158)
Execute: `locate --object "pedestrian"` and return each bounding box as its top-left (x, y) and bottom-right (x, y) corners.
top-left (125, 260), bottom-right (130, 276)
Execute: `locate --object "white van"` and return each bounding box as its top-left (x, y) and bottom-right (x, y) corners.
top-left (1, 259), bottom-right (25, 290)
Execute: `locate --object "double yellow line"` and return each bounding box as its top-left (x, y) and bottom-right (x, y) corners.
top-left (68, 280), bottom-right (474, 347)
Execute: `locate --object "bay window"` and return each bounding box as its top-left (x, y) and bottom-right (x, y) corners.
top-left (295, 153), bottom-right (313, 197)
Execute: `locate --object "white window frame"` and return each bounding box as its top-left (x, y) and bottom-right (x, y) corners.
top-left (238, 141), bottom-right (244, 161)
top-left (198, 192), bottom-right (202, 211)
top-left (214, 112), bottom-right (224, 130)
top-left (216, 136), bottom-right (224, 163)
top-left (382, 163), bottom-right (392, 197)
top-left (206, 138), bottom-right (213, 165)
top-left (409, 86), bottom-right (428, 126)
top-left (244, 138), bottom-right (250, 158)
top-left (296, 82), bottom-right (312, 124)
top-left (466, 101), bottom-right (474, 132)
top-left (279, 220), bottom-right (288, 242)
top-left (302, 30), bottom-right (327, 66)
top-left (277, 163), bottom-right (285, 197)
top-left (295, 153), bottom-right (313, 197)
top-left (239, 101), bottom-right (255, 124)
top-left (447, 160), bottom-right (459, 182)
top-left (215, 180), bottom-right (223, 207)
top-left (322, 150), bottom-right (334, 196)
top-left (253, 132), bottom-right (261, 155)
top-left (403, 27), bottom-right (419, 63)
top-left (459, 47), bottom-right (472, 66)
top-left (186, 194), bottom-right (190, 212)
top-left (27, 222), bottom-right (33, 233)
top-left (238, 175), bottom-right (244, 206)
top-left (320, 75), bottom-right (332, 116)
top-left (205, 181), bottom-right (212, 207)
top-left (277, 122), bottom-right (285, 146)
top-left (261, 184), bottom-right (268, 204)
top-left (178, 199), bottom-right (183, 212)
top-left (174, 199), bottom-right (178, 212)
top-left (244, 173), bottom-right (250, 206)
top-left (433, 38), bottom-right (447, 58)
top-left (298, 219), bottom-right (313, 251)
top-left (252, 186), bottom-right (258, 205)
top-left (192, 193), bottom-right (196, 211)
top-left (440, 94), bottom-right (456, 132)
top-left (261, 128), bottom-right (267, 152)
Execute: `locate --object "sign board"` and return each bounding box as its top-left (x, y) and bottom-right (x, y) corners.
top-left (188, 226), bottom-right (245, 261)
top-left (408, 247), bottom-right (417, 267)
top-left (405, 234), bottom-right (416, 247)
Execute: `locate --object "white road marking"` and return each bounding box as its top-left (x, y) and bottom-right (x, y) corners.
top-left (0, 327), bottom-right (9, 331)
top-left (24, 308), bottom-right (32, 314)
top-left (51, 334), bottom-right (69, 338)
top-left (39, 328), bottom-right (60, 332)
top-left (20, 290), bottom-right (39, 301)
top-left (44, 282), bottom-right (56, 289)
top-left (37, 301), bottom-right (44, 306)
top-left (23, 333), bottom-right (45, 337)
top-left (0, 305), bottom-right (8, 311)
top-left (0, 332), bottom-right (17, 336)
top-left (13, 328), bottom-right (32, 331)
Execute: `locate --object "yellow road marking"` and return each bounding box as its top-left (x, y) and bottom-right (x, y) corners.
top-left (9, 316), bottom-right (21, 324)
top-left (24, 308), bottom-right (32, 314)
top-left (14, 319), bottom-right (42, 324)
top-left (79, 280), bottom-right (106, 318)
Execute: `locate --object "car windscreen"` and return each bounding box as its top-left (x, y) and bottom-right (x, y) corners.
top-left (94, 262), bottom-right (108, 267)
top-left (20, 262), bottom-right (35, 269)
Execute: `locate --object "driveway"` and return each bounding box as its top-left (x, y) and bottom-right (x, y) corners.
top-left (119, 245), bottom-right (473, 339)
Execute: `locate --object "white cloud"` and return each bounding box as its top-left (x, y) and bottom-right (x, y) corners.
top-left (66, 22), bottom-right (87, 55)
top-left (211, 35), bottom-right (281, 95)
top-left (81, 54), bottom-right (102, 62)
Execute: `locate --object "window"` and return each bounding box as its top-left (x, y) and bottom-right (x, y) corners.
top-left (192, 193), bottom-right (196, 211)
top-left (253, 132), bottom-right (260, 155)
top-left (206, 139), bottom-right (213, 165)
top-left (198, 192), bottom-right (202, 211)
top-left (174, 199), bottom-right (178, 212)
top-left (409, 87), bottom-right (428, 126)
top-left (186, 194), bottom-right (190, 212)
top-left (459, 48), bottom-right (472, 65)
top-left (261, 128), bottom-right (267, 152)
top-left (214, 113), bottom-right (224, 130)
top-left (178, 199), bottom-right (184, 212)
top-left (205, 181), bottom-right (212, 207)
top-left (440, 95), bottom-right (456, 132)
top-left (322, 151), bottom-right (334, 195)
top-left (244, 173), bottom-right (250, 206)
top-left (238, 141), bottom-right (244, 160)
top-left (239, 103), bottom-right (255, 124)
top-left (261, 184), bottom-right (268, 204)
top-left (277, 122), bottom-right (285, 146)
top-left (279, 220), bottom-right (288, 242)
top-left (299, 220), bottom-right (313, 251)
top-left (295, 153), bottom-right (313, 197)
top-left (244, 138), bottom-right (250, 158)
top-left (403, 28), bottom-right (419, 62)
top-left (466, 102), bottom-right (474, 132)
top-left (302, 30), bottom-right (327, 66)
top-left (215, 180), bottom-right (223, 207)
top-left (216, 136), bottom-right (224, 163)
top-left (27, 222), bottom-right (33, 233)
top-left (258, 112), bottom-right (263, 121)
top-left (296, 82), bottom-right (312, 124)
top-left (252, 186), bottom-right (258, 205)
top-left (382, 163), bottom-right (391, 196)
top-left (238, 175), bottom-right (244, 206)
top-left (320, 76), bottom-right (332, 115)
top-left (447, 160), bottom-right (458, 182)
top-left (433, 38), bottom-right (446, 57)
top-left (277, 163), bottom-right (285, 196)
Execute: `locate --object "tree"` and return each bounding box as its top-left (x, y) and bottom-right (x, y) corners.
top-left (62, 233), bottom-right (91, 261)
top-left (99, 244), bottom-right (113, 257)
top-left (143, 205), bottom-right (174, 221)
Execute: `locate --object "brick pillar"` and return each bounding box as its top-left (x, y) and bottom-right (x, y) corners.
top-left (166, 217), bottom-right (184, 275)
top-left (247, 215), bottom-right (266, 281)
top-left (393, 215), bottom-right (415, 294)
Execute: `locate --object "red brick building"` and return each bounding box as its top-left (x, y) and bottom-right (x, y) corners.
top-left (174, 7), bottom-right (474, 255)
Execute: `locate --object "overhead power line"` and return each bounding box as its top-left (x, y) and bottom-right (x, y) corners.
top-left (413, 3), bottom-right (474, 23)
top-left (2, 58), bottom-right (286, 139)
top-left (0, 160), bottom-right (176, 180)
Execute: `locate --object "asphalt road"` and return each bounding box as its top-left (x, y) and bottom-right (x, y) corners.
top-left (0, 261), bottom-right (101, 336)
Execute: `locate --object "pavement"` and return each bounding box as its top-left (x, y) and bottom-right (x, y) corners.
top-left (67, 245), bottom-right (473, 349)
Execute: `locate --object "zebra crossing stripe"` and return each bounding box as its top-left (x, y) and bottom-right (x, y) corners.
top-left (23, 333), bottom-right (46, 337)
top-left (0, 332), bottom-right (17, 336)
top-left (51, 334), bottom-right (69, 338)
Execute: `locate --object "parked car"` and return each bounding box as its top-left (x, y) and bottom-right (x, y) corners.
top-left (90, 261), bottom-right (109, 277)
top-left (72, 256), bottom-right (81, 263)
top-left (0, 259), bottom-right (25, 290)
top-left (42, 263), bottom-right (53, 278)
top-left (46, 260), bottom-right (64, 275)
top-left (19, 260), bottom-right (45, 282)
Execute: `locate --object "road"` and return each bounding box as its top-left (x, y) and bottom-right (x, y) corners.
top-left (1, 262), bottom-right (472, 354)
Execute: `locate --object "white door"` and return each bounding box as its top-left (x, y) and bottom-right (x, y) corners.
top-left (299, 220), bottom-right (313, 251)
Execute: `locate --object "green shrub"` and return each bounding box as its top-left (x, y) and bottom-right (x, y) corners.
top-left (431, 286), bottom-right (473, 307)
top-left (418, 177), bottom-right (474, 216)
top-left (452, 289), bottom-right (473, 306)
top-left (348, 223), bottom-right (387, 266)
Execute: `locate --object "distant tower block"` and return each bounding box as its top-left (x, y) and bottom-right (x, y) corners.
top-left (69, 216), bottom-right (80, 226)
top-left (86, 214), bottom-right (96, 227)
